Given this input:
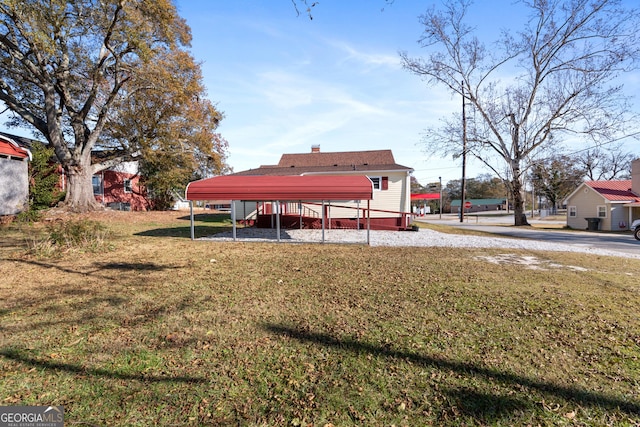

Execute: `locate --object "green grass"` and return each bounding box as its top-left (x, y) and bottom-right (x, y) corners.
top-left (1, 211), bottom-right (639, 426)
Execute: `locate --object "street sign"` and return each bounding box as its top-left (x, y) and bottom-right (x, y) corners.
top-left (464, 201), bottom-right (472, 209)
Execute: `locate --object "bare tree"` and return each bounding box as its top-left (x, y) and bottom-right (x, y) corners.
top-left (401, 0), bottom-right (640, 225)
top-left (578, 143), bottom-right (635, 180)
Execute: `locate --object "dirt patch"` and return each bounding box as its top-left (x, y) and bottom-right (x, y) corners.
top-left (474, 253), bottom-right (589, 271)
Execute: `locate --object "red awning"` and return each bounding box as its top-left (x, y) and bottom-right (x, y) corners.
top-left (186, 175), bottom-right (373, 201)
top-left (411, 193), bottom-right (440, 200)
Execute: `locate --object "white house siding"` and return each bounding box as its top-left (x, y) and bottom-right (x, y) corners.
top-left (566, 185), bottom-right (606, 230)
top-left (0, 156), bottom-right (29, 215)
top-left (610, 202), bottom-right (630, 230)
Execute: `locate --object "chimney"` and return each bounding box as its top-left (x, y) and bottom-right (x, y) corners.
top-left (311, 145), bottom-right (320, 153)
top-left (632, 158), bottom-right (640, 194)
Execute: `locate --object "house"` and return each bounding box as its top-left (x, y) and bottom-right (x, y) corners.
top-left (564, 158), bottom-right (640, 231)
top-left (230, 146), bottom-right (414, 230)
top-left (450, 198), bottom-right (507, 213)
top-left (0, 134), bottom-right (31, 215)
top-left (91, 159), bottom-right (150, 211)
top-left (0, 131), bottom-right (150, 213)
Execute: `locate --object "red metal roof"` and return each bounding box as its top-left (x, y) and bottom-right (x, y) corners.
top-left (411, 193), bottom-right (440, 200)
top-left (586, 180), bottom-right (640, 202)
top-left (186, 175), bottom-right (373, 201)
top-left (0, 136), bottom-right (30, 159)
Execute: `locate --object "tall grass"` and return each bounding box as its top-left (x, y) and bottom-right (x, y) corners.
top-left (24, 219), bottom-right (112, 257)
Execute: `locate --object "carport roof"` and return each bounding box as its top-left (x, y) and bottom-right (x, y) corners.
top-left (185, 175), bottom-right (373, 201)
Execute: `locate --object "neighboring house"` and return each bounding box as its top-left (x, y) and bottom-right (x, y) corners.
top-left (0, 131), bottom-right (150, 213)
top-left (92, 160), bottom-right (150, 211)
top-left (231, 146), bottom-right (414, 230)
top-left (564, 158), bottom-right (640, 231)
top-left (0, 134), bottom-right (31, 215)
top-left (450, 198), bottom-right (507, 213)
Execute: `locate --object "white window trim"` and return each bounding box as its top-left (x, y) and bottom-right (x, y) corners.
top-left (123, 179), bottom-right (132, 194)
top-left (597, 205), bottom-right (607, 218)
top-left (369, 176), bottom-right (382, 191)
top-left (568, 206), bottom-right (577, 217)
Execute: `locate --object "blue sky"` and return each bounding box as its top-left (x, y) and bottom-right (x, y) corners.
top-left (2, 1), bottom-right (638, 186)
top-left (175, 0), bottom-right (640, 185)
top-left (176, 0), bottom-right (470, 185)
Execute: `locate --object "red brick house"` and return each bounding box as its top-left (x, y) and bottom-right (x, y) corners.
top-left (92, 161), bottom-right (150, 211)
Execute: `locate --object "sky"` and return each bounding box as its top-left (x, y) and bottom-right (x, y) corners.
top-left (174, 0), bottom-right (481, 185)
top-left (171, 0), bottom-right (640, 186)
top-left (2, 1), bottom-right (639, 186)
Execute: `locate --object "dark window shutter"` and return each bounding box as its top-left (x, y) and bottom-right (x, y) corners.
top-left (381, 176), bottom-right (389, 190)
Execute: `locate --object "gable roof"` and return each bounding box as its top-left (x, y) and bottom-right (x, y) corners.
top-left (233, 149), bottom-right (412, 176)
top-left (585, 180), bottom-right (640, 202)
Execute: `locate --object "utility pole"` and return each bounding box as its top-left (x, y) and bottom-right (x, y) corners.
top-left (439, 176), bottom-right (442, 220)
top-left (460, 80), bottom-right (467, 223)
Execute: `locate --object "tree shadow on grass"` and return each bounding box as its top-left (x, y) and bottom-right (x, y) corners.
top-left (10, 259), bottom-right (176, 277)
top-left (0, 348), bottom-right (207, 384)
top-left (263, 323), bottom-right (640, 420)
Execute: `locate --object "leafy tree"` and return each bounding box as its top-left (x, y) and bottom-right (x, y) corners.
top-left (102, 49), bottom-right (229, 210)
top-left (530, 155), bottom-right (585, 213)
top-left (577, 143), bottom-right (635, 180)
top-left (401, 0), bottom-right (640, 225)
top-left (0, 0), bottom-right (226, 212)
top-left (27, 141), bottom-right (65, 214)
top-left (446, 174), bottom-right (507, 201)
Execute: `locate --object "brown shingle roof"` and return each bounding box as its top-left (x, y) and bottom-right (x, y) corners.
top-left (233, 149), bottom-right (412, 176)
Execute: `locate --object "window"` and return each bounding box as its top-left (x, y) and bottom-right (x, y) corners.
top-left (369, 176), bottom-right (381, 190)
top-left (569, 206), bottom-right (577, 217)
top-left (369, 176), bottom-right (388, 191)
top-left (123, 179), bottom-right (132, 193)
top-left (597, 205), bottom-right (607, 218)
top-left (92, 176), bottom-right (102, 195)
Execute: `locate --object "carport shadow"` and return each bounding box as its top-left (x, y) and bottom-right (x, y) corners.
top-left (177, 213), bottom-right (232, 223)
top-left (134, 225), bottom-right (234, 238)
top-left (132, 213), bottom-right (236, 238)
top-left (263, 323), bottom-right (640, 420)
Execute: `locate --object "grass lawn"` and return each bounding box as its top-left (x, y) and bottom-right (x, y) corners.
top-left (1, 210), bottom-right (639, 426)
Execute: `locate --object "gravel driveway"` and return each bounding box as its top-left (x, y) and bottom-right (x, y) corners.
top-left (201, 227), bottom-right (640, 260)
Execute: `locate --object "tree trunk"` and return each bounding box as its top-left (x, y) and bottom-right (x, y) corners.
top-left (63, 164), bottom-right (101, 213)
top-left (511, 176), bottom-right (529, 226)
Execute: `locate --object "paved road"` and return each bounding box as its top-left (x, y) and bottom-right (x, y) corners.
top-left (416, 215), bottom-right (640, 257)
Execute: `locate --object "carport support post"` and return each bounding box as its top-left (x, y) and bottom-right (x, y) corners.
top-left (276, 200), bottom-right (281, 242)
top-left (190, 201), bottom-right (194, 240)
top-left (356, 201), bottom-right (360, 230)
top-left (232, 200), bottom-right (237, 241)
top-left (367, 200), bottom-right (371, 245)
top-left (321, 200), bottom-right (325, 243)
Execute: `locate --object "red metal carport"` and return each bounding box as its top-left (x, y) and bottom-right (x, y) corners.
top-left (185, 175), bottom-right (374, 243)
